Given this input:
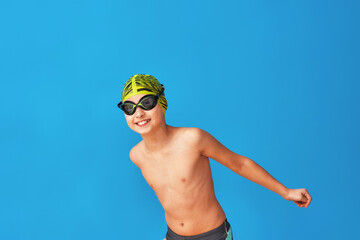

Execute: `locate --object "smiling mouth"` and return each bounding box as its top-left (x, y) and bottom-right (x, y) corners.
top-left (136, 119), bottom-right (151, 127)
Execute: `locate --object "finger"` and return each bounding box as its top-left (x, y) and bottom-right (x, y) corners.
top-left (297, 199), bottom-right (306, 207)
top-left (303, 191), bottom-right (310, 206)
top-left (304, 192), bottom-right (312, 208)
top-left (300, 192), bottom-right (308, 203)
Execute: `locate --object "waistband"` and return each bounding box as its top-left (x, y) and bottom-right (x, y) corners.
top-left (166, 219), bottom-right (231, 240)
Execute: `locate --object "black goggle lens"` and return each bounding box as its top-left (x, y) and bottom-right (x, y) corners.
top-left (141, 96), bottom-right (156, 109)
top-left (120, 95), bottom-right (158, 115)
top-left (121, 103), bottom-right (135, 114)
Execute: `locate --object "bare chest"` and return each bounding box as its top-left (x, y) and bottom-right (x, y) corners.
top-left (139, 149), bottom-right (208, 195)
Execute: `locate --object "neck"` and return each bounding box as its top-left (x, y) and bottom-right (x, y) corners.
top-left (141, 123), bottom-right (172, 152)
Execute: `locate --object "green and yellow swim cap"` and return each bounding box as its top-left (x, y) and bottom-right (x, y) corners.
top-left (121, 74), bottom-right (168, 114)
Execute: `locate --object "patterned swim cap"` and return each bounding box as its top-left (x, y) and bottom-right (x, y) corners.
top-left (121, 74), bottom-right (168, 114)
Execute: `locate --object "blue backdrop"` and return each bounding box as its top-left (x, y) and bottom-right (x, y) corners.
top-left (1, 1), bottom-right (359, 239)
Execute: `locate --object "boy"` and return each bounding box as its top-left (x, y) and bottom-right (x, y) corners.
top-left (117, 74), bottom-right (312, 240)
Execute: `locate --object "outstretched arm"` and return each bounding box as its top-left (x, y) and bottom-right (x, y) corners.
top-left (194, 128), bottom-right (312, 208)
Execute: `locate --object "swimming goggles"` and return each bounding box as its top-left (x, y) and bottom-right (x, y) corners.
top-left (117, 87), bottom-right (164, 115)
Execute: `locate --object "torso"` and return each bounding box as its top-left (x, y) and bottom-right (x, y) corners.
top-left (132, 126), bottom-right (226, 236)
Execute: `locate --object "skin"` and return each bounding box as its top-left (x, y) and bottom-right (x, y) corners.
top-left (123, 93), bottom-right (312, 239)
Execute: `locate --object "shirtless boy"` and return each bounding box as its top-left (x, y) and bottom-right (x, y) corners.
top-left (117, 74), bottom-right (312, 240)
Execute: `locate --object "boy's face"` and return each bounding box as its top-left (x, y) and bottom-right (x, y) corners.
top-left (123, 94), bottom-right (165, 135)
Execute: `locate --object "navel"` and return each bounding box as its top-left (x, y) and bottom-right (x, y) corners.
top-left (181, 222), bottom-right (184, 227)
top-left (181, 178), bottom-right (186, 182)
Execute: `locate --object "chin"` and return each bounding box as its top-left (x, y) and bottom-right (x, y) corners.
top-left (132, 122), bottom-right (154, 135)
top-left (136, 128), bottom-right (154, 136)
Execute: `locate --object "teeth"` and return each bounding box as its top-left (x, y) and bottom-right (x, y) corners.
top-left (137, 120), bottom-right (149, 126)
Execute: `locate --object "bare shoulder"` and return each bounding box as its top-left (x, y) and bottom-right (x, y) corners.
top-left (181, 127), bottom-right (227, 156)
top-left (178, 127), bottom-right (224, 160)
top-left (179, 127), bottom-right (207, 146)
top-left (129, 141), bottom-right (144, 168)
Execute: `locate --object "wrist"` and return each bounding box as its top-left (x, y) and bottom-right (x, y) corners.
top-left (280, 187), bottom-right (290, 199)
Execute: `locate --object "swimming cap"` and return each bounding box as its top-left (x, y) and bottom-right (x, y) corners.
top-left (121, 74), bottom-right (168, 114)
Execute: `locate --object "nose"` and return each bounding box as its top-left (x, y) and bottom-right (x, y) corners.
top-left (134, 106), bottom-right (145, 118)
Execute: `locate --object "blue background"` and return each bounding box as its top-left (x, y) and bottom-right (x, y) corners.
top-left (1, 0), bottom-right (359, 239)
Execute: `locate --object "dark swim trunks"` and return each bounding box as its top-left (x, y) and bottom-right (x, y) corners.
top-left (166, 219), bottom-right (233, 240)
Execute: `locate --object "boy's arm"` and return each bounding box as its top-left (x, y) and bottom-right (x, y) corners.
top-left (129, 145), bottom-right (142, 169)
top-left (194, 128), bottom-right (312, 207)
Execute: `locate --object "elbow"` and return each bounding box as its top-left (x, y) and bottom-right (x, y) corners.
top-left (229, 155), bottom-right (246, 175)
top-left (236, 155), bottom-right (249, 174)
